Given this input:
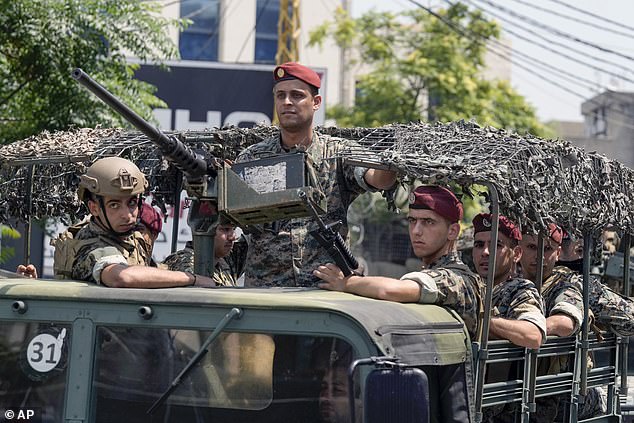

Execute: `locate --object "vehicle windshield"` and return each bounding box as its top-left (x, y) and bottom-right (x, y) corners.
top-left (93, 327), bottom-right (357, 423)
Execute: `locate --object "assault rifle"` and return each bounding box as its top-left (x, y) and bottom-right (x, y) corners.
top-left (299, 191), bottom-right (359, 277)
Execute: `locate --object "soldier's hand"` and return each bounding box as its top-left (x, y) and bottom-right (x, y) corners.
top-left (193, 274), bottom-right (216, 288)
top-left (314, 263), bottom-right (348, 291)
top-left (16, 264), bottom-right (38, 279)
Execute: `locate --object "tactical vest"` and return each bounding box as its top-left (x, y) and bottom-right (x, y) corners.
top-left (51, 221), bottom-right (150, 280)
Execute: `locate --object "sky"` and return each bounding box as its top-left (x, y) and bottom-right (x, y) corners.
top-left (350, 0), bottom-right (634, 123)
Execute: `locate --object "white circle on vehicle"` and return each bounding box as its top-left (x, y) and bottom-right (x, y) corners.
top-left (26, 332), bottom-right (64, 372)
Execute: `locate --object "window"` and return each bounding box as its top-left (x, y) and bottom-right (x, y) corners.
top-left (589, 106), bottom-right (607, 137)
top-left (93, 326), bottom-right (356, 422)
top-left (255, 0), bottom-right (280, 64)
top-left (0, 322), bottom-right (70, 422)
top-left (179, 0), bottom-right (220, 61)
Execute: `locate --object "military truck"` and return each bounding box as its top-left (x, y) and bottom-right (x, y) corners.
top-left (1, 71), bottom-right (633, 422)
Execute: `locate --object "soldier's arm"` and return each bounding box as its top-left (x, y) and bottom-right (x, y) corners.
top-left (489, 318), bottom-right (543, 349)
top-left (363, 168), bottom-right (397, 190)
top-left (100, 264), bottom-right (216, 288)
top-left (546, 314), bottom-right (577, 337)
top-left (314, 263), bottom-right (420, 302)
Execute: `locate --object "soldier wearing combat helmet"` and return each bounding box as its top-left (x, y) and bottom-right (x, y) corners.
top-left (57, 156), bottom-right (215, 288)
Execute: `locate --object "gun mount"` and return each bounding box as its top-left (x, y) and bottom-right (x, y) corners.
top-left (72, 69), bottom-right (326, 276)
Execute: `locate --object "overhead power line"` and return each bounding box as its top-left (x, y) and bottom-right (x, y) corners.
top-left (506, 0), bottom-right (634, 39)
top-left (473, 0), bottom-right (634, 63)
top-left (544, 0), bottom-right (634, 35)
top-left (465, 0), bottom-right (634, 84)
top-left (404, 0), bottom-right (634, 129)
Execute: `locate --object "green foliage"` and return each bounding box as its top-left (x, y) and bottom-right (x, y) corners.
top-left (0, 0), bottom-right (185, 144)
top-left (0, 225), bottom-right (20, 264)
top-left (309, 3), bottom-right (551, 138)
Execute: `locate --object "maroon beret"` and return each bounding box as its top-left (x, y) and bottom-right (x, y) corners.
top-left (548, 223), bottom-right (563, 244)
top-left (408, 185), bottom-right (463, 222)
top-left (472, 213), bottom-right (522, 242)
top-left (139, 203), bottom-right (163, 236)
top-left (274, 62), bottom-right (321, 89)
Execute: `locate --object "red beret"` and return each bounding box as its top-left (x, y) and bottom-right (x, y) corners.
top-left (548, 223), bottom-right (563, 244)
top-left (274, 62), bottom-right (321, 89)
top-left (139, 203), bottom-right (163, 236)
top-left (409, 185), bottom-right (463, 223)
top-left (472, 213), bottom-right (522, 242)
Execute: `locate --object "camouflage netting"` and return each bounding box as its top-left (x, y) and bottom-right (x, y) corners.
top-left (1, 121), bottom-right (633, 235)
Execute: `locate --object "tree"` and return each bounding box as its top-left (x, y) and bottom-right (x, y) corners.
top-left (0, 0), bottom-right (185, 144)
top-left (309, 3), bottom-right (552, 138)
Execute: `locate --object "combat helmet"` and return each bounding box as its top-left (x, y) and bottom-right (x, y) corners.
top-left (78, 157), bottom-right (148, 201)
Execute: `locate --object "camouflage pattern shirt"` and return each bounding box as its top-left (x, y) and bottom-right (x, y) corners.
top-left (541, 266), bottom-right (585, 334)
top-left (236, 132), bottom-right (375, 287)
top-left (491, 277), bottom-right (547, 342)
top-left (400, 252), bottom-right (484, 339)
top-left (70, 219), bottom-right (152, 284)
top-left (162, 242), bottom-right (237, 287)
top-left (587, 273), bottom-right (633, 336)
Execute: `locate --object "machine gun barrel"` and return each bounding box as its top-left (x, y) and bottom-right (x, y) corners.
top-left (71, 68), bottom-right (211, 180)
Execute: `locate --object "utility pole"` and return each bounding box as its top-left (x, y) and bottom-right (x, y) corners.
top-left (274, 0), bottom-right (300, 123)
top-left (276, 0), bottom-right (300, 64)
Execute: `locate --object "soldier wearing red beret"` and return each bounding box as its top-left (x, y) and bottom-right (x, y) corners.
top-left (519, 224), bottom-right (584, 338)
top-left (235, 62), bottom-right (397, 287)
top-left (471, 213), bottom-right (545, 351)
top-left (315, 185), bottom-right (482, 423)
top-left (316, 185), bottom-right (482, 337)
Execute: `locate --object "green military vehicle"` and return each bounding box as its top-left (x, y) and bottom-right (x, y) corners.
top-left (1, 71), bottom-right (633, 423)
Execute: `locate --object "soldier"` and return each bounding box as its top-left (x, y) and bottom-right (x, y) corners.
top-left (471, 214), bottom-right (545, 423)
top-left (163, 218), bottom-right (244, 286)
top-left (316, 185), bottom-right (482, 337)
top-left (236, 62), bottom-right (396, 287)
top-left (59, 156), bottom-right (215, 288)
top-left (315, 185), bottom-right (482, 423)
top-left (519, 224), bottom-right (585, 422)
top-left (555, 232), bottom-right (634, 337)
top-left (520, 225), bottom-right (584, 338)
top-left (471, 214), bottom-right (545, 350)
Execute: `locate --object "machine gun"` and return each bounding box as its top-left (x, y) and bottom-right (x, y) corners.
top-left (72, 68), bottom-right (219, 276)
top-left (72, 68), bottom-right (326, 277)
top-left (299, 191), bottom-right (359, 277)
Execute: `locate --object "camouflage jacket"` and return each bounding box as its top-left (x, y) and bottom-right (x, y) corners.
top-left (545, 266), bottom-right (633, 336)
top-left (492, 277), bottom-right (547, 342)
top-left (70, 219), bottom-right (152, 284)
top-left (400, 252), bottom-right (484, 340)
top-left (236, 132), bottom-right (374, 287)
top-left (541, 266), bottom-right (585, 335)
top-left (587, 273), bottom-right (633, 336)
top-left (162, 242), bottom-right (238, 287)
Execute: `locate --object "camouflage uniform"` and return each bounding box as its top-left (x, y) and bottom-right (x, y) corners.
top-left (535, 266), bottom-right (585, 423)
top-left (483, 278), bottom-right (546, 423)
top-left (162, 241), bottom-right (239, 287)
top-left (400, 252), bottom-right (484, 340)
top-left (236, 132), bottom-right (375, 287)
top-left (491, 277), bottom-right (547, 338)
top-left (70, 219), bottom-right (152, 284)
top-left (541, 266), bottom-right (585, 332)
top-left (588, 274), bottom-right (634, 336)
